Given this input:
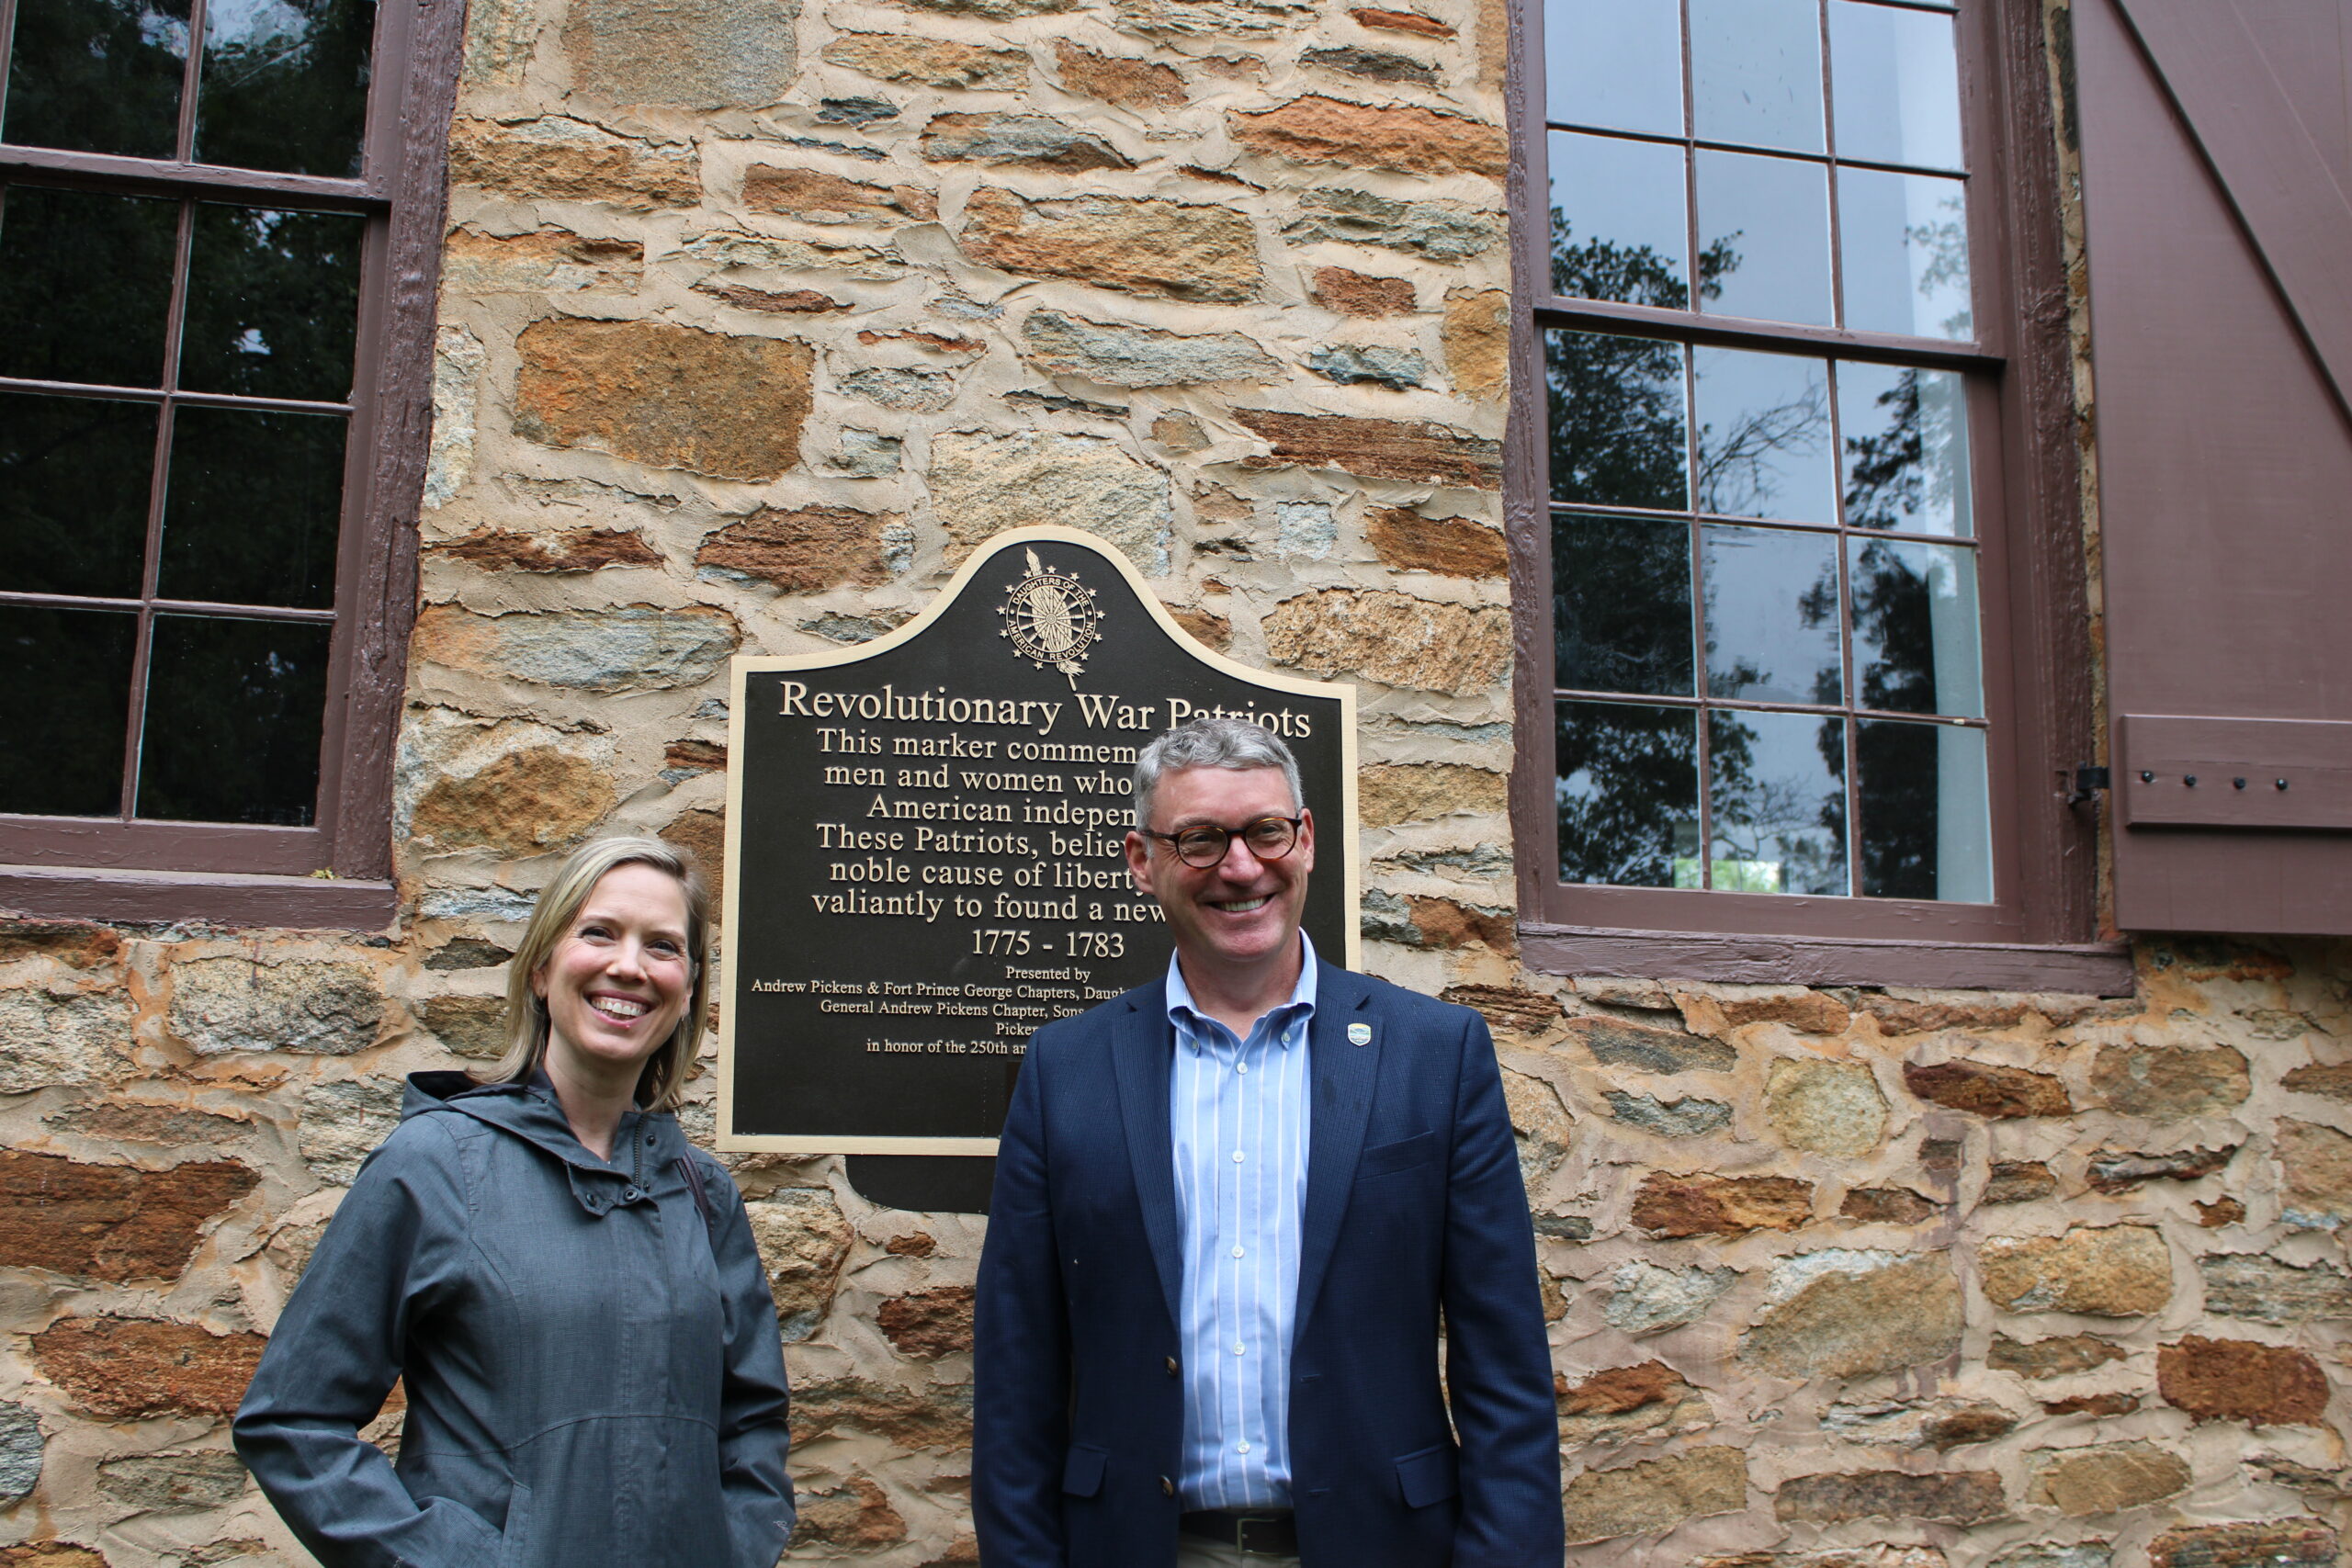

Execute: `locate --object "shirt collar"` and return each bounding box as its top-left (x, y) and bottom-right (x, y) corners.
top-left (1165, 931), bottom-right (1318, 1049)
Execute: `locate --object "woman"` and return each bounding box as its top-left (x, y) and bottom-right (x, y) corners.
top-left (235, 837), bottom-right (795, 1568)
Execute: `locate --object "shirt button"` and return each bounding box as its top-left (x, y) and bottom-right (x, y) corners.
top-left (1232, 1151), bottom-right (1245, 1163)
top-left (623, 1187), bottom-right (642, 1201)
top-left (1160, 1476), bottom-right (1175, 1496)
top-left (1233, 1343), bottom-right (1245, 1356)
top-left (1232, 1245), bottom-right (1245, 1258)
top-left (1237, 1442), bottom-right (1251, 1455)
top-left (1236, 1062), bottom-right (1249, 1075)
top-left (1165, 1356), bottom-right (1179, 1377)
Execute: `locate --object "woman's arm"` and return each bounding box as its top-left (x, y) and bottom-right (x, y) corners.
top-left (702, 1156), bottom-right (797, 1568)
top-left (233, 1119), bottom-right (503, 1568)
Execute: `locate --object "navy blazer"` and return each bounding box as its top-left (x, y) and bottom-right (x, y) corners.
top-left (974, 960), bottom-right (1563, 1568)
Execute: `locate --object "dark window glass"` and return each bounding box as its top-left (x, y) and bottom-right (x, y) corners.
top-left (1838, 363), bottom-right (1972, 536)
top-left (1838, 167), bottom-right (1971, 338)
top-left (1848, 536), bottom-right (1982, 716)
top-left (192, 0), bottom-right (375, 177)
top-left (1828, 1), bottom-right (1962, 170)
top-left (1555, 512), bottom-right (1693, 695)
top-left (0, 0), bottom-right (191, 160)
top-left (1547, 330), bottom-right (1688, 509)
top-left (1701, 524), bottom-right (1841, 705)
top-left (1708, 709), bottom-right (1846, 894)
top-left (0, 184), bottom-right (179, 387)
top-left (1693, 346), bottom-right (1833, 520)
top-left (0, 392), bottom-right (158, 596)
top-left (136, 614), bottom-right (329, 823)
top-left (1690, 0), bottom-right (1822, 152)
top-left (1856, 716), bottom-right (1989, 899)
top-left (1558, 700), bottom-right (1698, 887)
top-left (1549, 133), bottom-right (1687, 309)
top-left (158, 405), bottom-right (347, 607)
top-left (0, 604), bottom-right (137, 815)
top-left (1695, 151), bottom-right (1832, 325)
top-left (179, 204), bottom-right (366, 400)
top-left (1544, 0), bottom-right (1680, 136)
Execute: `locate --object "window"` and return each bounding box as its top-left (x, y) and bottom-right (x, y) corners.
top-left (0, 0), bottom-right (453, 921)
top-left (1510, 0), bottom-right (2120, 984)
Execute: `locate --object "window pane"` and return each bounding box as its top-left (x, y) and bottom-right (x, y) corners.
top-left (1692, 346), bottom-right (1833, 520)
top-left (1545, 0), bottom-right (1681, 137)
top-left (1558, 700), bottom-right (1698, 887)
top-left (179, 205), bottom-right (365, 400)
top-left (1838, 362), bottom-right (1972, 536)
top-left (1857, 717), bottom-right (1989, 900)
top-left (1696, 150), bottom-right (1832, 325)
top-left (1546, 331), bottom-right (1689, 510)
top-left (1709, 709), bottom-right (1847, 894)
top-left (0, 604), bottom-right (135, 817)
top-left (192, 0), bottom-right (376, 177)
top-left (1554, 511), bottom-right (1693, 696)
top-left (1829, 0), bottom-right (1962, 171)
top-left (1848, 536), bottom-right (1983, 716)
top-left (0, 0), bottom-right (190, 160)
top-left (136, 615), bottom-right (328, 824)
top-left (0, 185), bottom-right (178, 388)
top-left (0, 392), bottom-right (157, 597)
top-left (159, 405), bottom-right (346, 607)
top-left (1838, 167), bottom-right (1970, 338)
top-left (1548, 132), bottom-right (1689, 308)
top-left (1691, 0), bottom-right (1823, 153)
top-left (1701, 523), bottom-right (1841, 704)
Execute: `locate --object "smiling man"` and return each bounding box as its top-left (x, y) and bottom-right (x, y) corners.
top-left (975, 716), bottom-right (1561, 1568)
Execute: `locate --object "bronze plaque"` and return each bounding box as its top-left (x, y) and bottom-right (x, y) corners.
top-left (718, 526), bottom-right (1358, 1155)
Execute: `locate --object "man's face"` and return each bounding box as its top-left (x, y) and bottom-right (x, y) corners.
top-left (1125, 764), bottom-right (1315, 983)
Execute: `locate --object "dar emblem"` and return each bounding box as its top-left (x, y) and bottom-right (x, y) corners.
top-left (999, 547), bottom-right (1103, 688)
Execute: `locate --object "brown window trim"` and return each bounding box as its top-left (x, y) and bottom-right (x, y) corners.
top-left (0, 0), bottom-right (460, 930)
top-left (1505, 0), bottom-right (2110, 992)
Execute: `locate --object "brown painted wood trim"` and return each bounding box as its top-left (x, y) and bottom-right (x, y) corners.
top-left (1505, 0), bottom-right (1556, 923)
top-left (0, 865), bottom-right (396, 929)
top-left (1519, 920), bottom-right (2135, 995)
top-left (1531, 294), bottom-right (2000, 369)
top-left (0, 146), bottom-right (383, 209)
top-left (0, 817), bottom-right (326, 875)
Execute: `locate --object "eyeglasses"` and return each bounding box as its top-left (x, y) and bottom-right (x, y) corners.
top-left (1140, 816), bottom-right (1305, 869)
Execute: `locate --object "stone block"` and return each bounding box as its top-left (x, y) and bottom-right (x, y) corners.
top-left (1774, 1470), bottom-right (2004, 1525)
top-left (958, 187), bottom-right (1261, 303)
top-left (2088, 1043), bottom-right (2250, 1119)
top-left (824, 33), bottom-right (1027, 88)
top-left (411, 604), bottom-right (740, 693)
top-left (170, 955), bottom-right (383, 1056)
top-left (31, 1316), bottom-right (266, 1420)
top-left (1741, 1251), bottom-right (1962, 1380)
top-left (683, 229), bottom-right (901, 282)
top-left (45, 1100), bottom-right (252, 1145)
top-left (658, 808), bottom-right (726, 905)
top-left (923, 112), bottom-right (1129, 169)
top-left (414, 996), bottom-right (508, 1060)
top-left (2085, 1144), bottom-right (2237, 1193)
top-left (897, 0), bottom-right (1078, 19)
top-left (1978, 1226), bottom-right (2171, 1316)
top-left (1561, 1445), bottom-right (1747, 1544)
top-left (790, 1476), bottom-right (909, 1550)
top-left (929, 431), bottom-right (1171, 572)
top-left (2199, 1251), bottom-right (2352, 1322)
top-left (1302, 44), bottom-right (1436, 85)
top-left (1022, 310), bottom-right (1278, 387)
top-left (1282, 186), bottom-right (1502, 260)
top-left (1307, 344), bottom-right (1425, 389)
top-left (1987, 1334), bottom-right (2127, 1379)
top-left (695, 505), bottom-right (893, 593)
top-left (1349, 6), bottom-right (1454, 35)
top-left (2157, 1336), bottom-right (2329, 1425)
top-left (1840, 1186), bottom-right (1935, 1224)
top-left (514, 319), bottom-right (813, 481)
top-left (428, 527), bottom-right (663, 573)
top-left (1237, 409), bottom-right (1501, 489)
top-left (0, 1404), bottom-right (40, 1504)
top-left (2147, 1520), bottom-right (2337, 1568)
top-left (1605, 1260), bottom-right (1736, 1335)
top-left (448, 118), bottom-right (699, 209)
top-left (1570, 1016), bottom-right (1737, 1074)
top-left (1167, 605), bottom-right (1231, 649)
top-left (1228, 96), bottom-right (1505, 178)
top-left (2280, 1062), bottom-right (2352, 1101)
top-left (1702, 1553), bottom-right (1949, 1568)
top-left (1715, 991), bottom-right (1851, 1033)
top-left (1501, 1070), bottom-right (1573, 1180)
top-left (838, 367), bottom-right (954, 412)
top-left (1365, 508), bottom-right (1507, 577)
top-left (1765, 1057), bottom-right (1887, 1156)
top-left (0, 1546), bottom-right (108, 1567)
top-left (790, 1376), bottom-right (974, 1450)
top-left (299, 1078), bottom-right (406, 1185)
top-left (831, 429), bottom-right (904, 476)
top-left (0, 1153), bottom-right (256, 1284)
top-left (410, 746), bottom-right (614, 855)
top-left (1903, 1058), bottom-right (2071, 1118)
top-left (1262, 589), bottom-right (1510, 694)
top-left (819, 96), bottom-right (899, 125)
top-left (2041, 1392), bottom-right (2139, 1416)
top-left (95, 1450), bottom-right (248, 1511)
top-left (1634, 1172), bottom-right (1812, 1237)
top-left (1607, 1091), bottom-right (1732, 1137)
top-left (743, 166), bottom-right (935, 224)
top-left (564, 0), bottom-right (797, 107)
top-left (0, 987), bottom-right (130, 1094)
top-left (1988, 1546), bottom-right (2109, 1568)
top-left (1983, 1161), bottom-right (2057, 1204)
top-left (443, 228), bottom-right (644, 294)
top-left (2276, 1118), bottom-right (2352, 1227)
top-left (1442, 288), bottom-right (1509, 398)
top-left (1439, 985), bottom-right (1563, 1036)
top-left (1312, 266), bottom-right (1415, 315)
top-left (2026, 1441), bottom-right (2189, 1516)
top-left (1819, 1399), bottom-right (2014, 1450)
top-left (1855, 994), bottom-right (2037, 1034)
top-left (1054, 40), bottom-right (1185, 108)
top-left (0, 921), bottom-right (120, 968)
top-left (1357, 762), bottom-right (1507, 826)
top-left (1112, 0), bottom-right (1313, 37)
top-left (878, 1285), bottom-right (975, 1358)
top-left (1556, 1361), bottom-right (1712, 1445)
top-left (746, 1189), bottom-right (854, 1341)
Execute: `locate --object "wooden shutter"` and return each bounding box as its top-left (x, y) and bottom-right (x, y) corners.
top-left (2075, 0), bottom-right (2352, 932)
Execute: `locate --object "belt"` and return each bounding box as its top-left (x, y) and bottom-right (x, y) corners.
top-left (1179, 1509), bottom-right (1299, 1556)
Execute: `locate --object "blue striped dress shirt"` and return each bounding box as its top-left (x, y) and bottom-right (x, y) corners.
top-left (1166, 934), bottom-right (1317, 1511)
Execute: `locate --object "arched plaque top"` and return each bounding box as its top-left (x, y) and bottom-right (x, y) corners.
top-left (719, 525), bottom-right (1360, 1156)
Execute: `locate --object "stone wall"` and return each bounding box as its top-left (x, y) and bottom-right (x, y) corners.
top-left (2, 0), bottom-right (2349, 1562)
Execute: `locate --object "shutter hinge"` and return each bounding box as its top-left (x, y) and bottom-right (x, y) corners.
top-left (2065, 766), bottom-right (2111, 807)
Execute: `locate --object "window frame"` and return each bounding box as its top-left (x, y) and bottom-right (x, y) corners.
top-left (0, 0), bottom-right (458, 926)
top-left (1505, 0), bottom-right (2125, 990)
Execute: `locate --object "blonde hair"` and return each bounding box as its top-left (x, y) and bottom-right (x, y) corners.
top-left (486, 836), bottom-right (712, 1111)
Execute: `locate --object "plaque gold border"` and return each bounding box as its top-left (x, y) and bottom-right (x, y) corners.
top-left (717, 525), bottom-right (1362, 1156)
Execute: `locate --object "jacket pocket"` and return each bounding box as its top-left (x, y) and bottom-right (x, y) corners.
top-left (1393, 1443), bottom-right (1458, 1509)
top-left (1358, 1131), bottom-right (1435, 1179)
top-left (1061, 1444), bottom-right (1108, 1497)
top-left (496, 1480), bottom-right (535, 1568)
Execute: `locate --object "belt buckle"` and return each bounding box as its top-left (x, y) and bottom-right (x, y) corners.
top-left (1232, 1515), bottom-right (1284, 1557)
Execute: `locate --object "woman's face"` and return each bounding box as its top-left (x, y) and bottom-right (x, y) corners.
top-left (532, 863), bottom-right (694, 1088)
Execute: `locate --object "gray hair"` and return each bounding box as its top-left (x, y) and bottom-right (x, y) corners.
top-left (1133, 716), bottom-right (1303, 829)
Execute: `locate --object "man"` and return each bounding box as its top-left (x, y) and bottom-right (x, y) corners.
top-left (975, 716), bottom-right (1561, 1568)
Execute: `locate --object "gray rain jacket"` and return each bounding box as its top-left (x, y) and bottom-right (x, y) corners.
top-left (234, 1072), bottom-right (795, 1568)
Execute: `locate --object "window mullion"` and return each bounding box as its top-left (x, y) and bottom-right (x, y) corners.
top-left (174, 0), bottom-right (209, 164)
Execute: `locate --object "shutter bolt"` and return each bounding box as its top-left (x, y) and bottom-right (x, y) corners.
top-left (2139, 771), bottom-right (2154, 784)
top-left (2233, 777), bottom-right (2246, 789)
top-left (2278, 778), bottom-right (2291, 790)
top-left (2184, 775), bottom-right (2198, 786)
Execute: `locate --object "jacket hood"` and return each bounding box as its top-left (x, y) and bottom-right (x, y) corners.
top-left (403, 1071), bottom-right (679, 1193)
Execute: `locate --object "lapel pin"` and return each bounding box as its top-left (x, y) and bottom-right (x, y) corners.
top-left (1348, 1022), bottom-right (1372, 1046)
